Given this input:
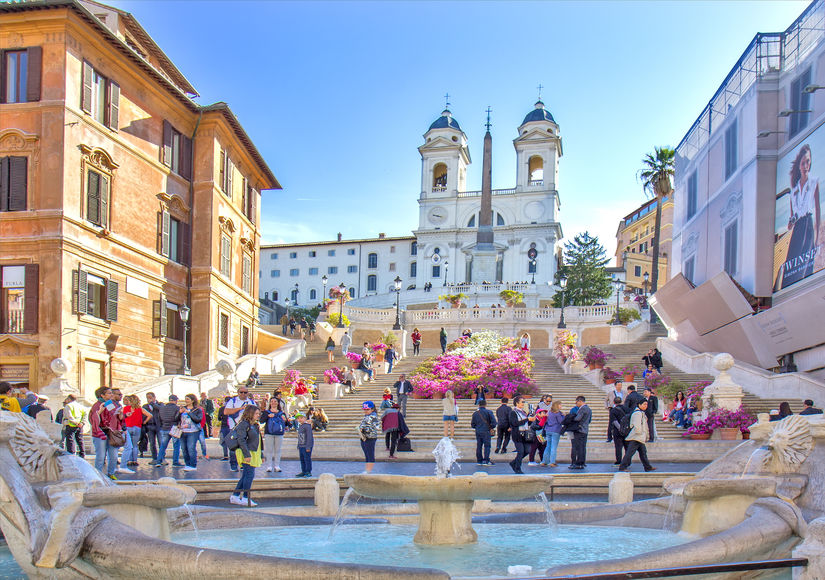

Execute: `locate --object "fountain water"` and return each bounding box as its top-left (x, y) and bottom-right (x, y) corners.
top-left (534, 492), bottom-right (558, 528)
top-left (432, 437), bottom-right (461, 478)
top-left (181, 502), bottom-right (200, 542)
top-left (328, 487), bottom-right (361, 539)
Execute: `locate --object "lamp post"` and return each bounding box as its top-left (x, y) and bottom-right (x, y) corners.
top-left (612, 276), bottom-right (624, 325)
top-left (321, 275), bottom-right (328, 310)
top-left (551, 275), bottom-right (567, 329)
top-left (443, 260), bottom-right (449, 287)
top-left (285, 297), bottom-right (290, 321)
top-left (530, 259), bottom-right (537, 284)
top-left (642, 271), bottom-right (649, 308)
top-left (337, 282), bottom-right (346, 328)
top-left (293, 283), bottom-right (299, 307)
top-left (179, 304), bottom-right (190, 375)
top-left (393, 275), bottom-right (402, 330)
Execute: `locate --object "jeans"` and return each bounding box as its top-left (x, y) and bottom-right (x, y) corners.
top-left (528, 439), bottom-right (546, 463)
top-left (571, 432), bottom-right (588, 466)
top-left (144, 427), bottom-right (159, 460)
top-left (387, 430), bottom-right (399, 456)
top-left (93, 436), bottom-right (118, 476)
top-left (198, 428), bottom-right (208, 456)
top-left (264, 434), bottom-right (284, 469)
top-left (298, 447), bottom-right (312, 474)
top-left (181, 430), bottom-right (199, 468)
top-left (281, 324), bottom-right (287, 335)
top-left (387, 359), bottom-right (395, 373)
top-left (155, 429), bottom-right (172, 463)
top-left (542, 431), bottom-right (561, 465)
top-left (398, 393), bottom-right (408, 417)
top-left (475, 431), bottom-right (491, 463)
top-left (613, 435), bottom-right (627, 464)
top-left (440, 340), bottom-right (447, 354)
top-left (121, 426), bottom-right (141, 466)
top-left (361, 437), bottom-right (377, 463)
top-left (671, 409), bottom-right (687, 427)
top-left (495, 426), bottom-right (511, 453)
top-left (413, 342), bottom-right (420, 355)
top-left (220, 426), bottom-right (231, 458)
top-left (64, 425), bottom-right (85, 457)
top-left (647, 415), bottom-right (657, 442)
top-left (361, 368), bottom-right (374, 380)
top-left (619, 440), bottom-right (653, 470)
top-left (233, 463), bottom-right (256, 498)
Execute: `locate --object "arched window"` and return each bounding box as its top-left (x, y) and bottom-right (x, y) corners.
top-left (367, 275), bottom-right (377, 292)
top-left (349, 286), bottom-right (356, 298)
top-left (410, 262), bottom-right (417, 278)
top-left (272, 291), bottom-right (279, 301)
top-left (368, 253), bottom-right (378, 268)
top-left (290, 288), bottom-right (298, 302)
top-left (410, 241), bottom-right (417, 256)
top-left (528, 156), bottom-right (544, 184)
top-left (467, 212), bottom-right (504, 227)
top-left (432, 163), bottom-right (447, 191)
top-left (497, 212), bottom-right (505, 226)
top-left (309, 289), bottom-right (317, 300)
top-left (467, 215), bottom-right (476, 227)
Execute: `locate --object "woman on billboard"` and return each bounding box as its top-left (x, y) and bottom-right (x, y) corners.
top-left (781, 144), bottom-right (821, 288)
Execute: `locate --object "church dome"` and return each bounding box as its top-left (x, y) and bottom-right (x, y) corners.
top-left (428, 109), bottom-right (461, 131)
top-left (521, 100), bottom-right (555, 125)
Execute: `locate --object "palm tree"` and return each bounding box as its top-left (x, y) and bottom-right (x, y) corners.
top-left (638, 146), bottom-right (675, 324)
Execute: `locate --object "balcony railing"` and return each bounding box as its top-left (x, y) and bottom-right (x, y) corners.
top-left (431, 186), bottom-right (447, 193)
top-left (3, 309), bottom-right (24, 333)
top-left (457, 188), bottom-right (517, 198)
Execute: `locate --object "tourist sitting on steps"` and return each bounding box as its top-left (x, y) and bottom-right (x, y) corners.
top-left (801, 399), bottom-right (824, 415)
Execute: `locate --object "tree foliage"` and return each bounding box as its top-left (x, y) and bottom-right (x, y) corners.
top-left (552, 232), bottom-right (613, 307)
top-left (638, 146), bottom-right (675, 199)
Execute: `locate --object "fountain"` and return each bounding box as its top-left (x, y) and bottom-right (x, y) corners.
top-left (344, 438), bottom-right (552, 544)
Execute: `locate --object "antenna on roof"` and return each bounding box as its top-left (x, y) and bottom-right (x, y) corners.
top-left (485, 106), bottom-right (492, 132)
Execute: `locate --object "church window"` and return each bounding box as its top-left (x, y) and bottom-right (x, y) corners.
top-left (432, 163), bottom-right (447, 191)
top-left (309, 289), bottom-right (317, 300)
top-left (496, 213), bottom-right (505, 226)
top-left (528, 156), bottom-right (544, 184)
top-left (432, 265), bottom-right (441, 278)
top-left (467, 215), bottom-right (476, 227)
top-left (349, 287), bottom-right (356, 298)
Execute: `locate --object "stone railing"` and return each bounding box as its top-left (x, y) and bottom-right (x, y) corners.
top-left (345, 306), bottom-right (397, 323)
top-left (402, 305), bottom-right (617, 324)
top-left (457, 187), bottom-right (517, 198)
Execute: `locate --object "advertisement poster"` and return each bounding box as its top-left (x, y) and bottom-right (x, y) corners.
top-left (773, 123), bottom-right (825, 291)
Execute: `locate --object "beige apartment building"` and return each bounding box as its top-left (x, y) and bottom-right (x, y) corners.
top-left (615, 196), bottom-right (673, 295)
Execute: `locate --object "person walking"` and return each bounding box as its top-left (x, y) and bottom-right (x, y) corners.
top-left (643, 387), bottom-right (658, 443)
top-left (385, 344), bottom-right (397, 374)
top-left (442, 390), bottom-right (458, 438)
top-left (295, 412), bottom-right (314, 477)
top-left (89, 387), bottom-right (122, 480)
top-left (618, 399), bottom-right (656, 472)
top-left (381, 403), bottom-right (404, 459)
top-left (494, 397), bottom-right (511, 454)
top-left (179, 395), bottom-right (203, 472)
top-left (261, 397), bottom-right (288, 472)
top-left (62, 394), bottom-right (87, 458)
top-left (470, 400), bottom-right (497, 465)
top-left (152, 395), bottom-right (181, 467)
top-left (541, 401), bottom-right (564, 467)
top-left (394, 374), bottom-right (414, 417)
top-left (341, 331), bottom-right (352, 355)
top-left (411, 328), bottom-right (422, 356)
top-left (569, 396), bottom-right (592, 470)
top-left (439, 327), bottom-right (448, 354)
top-left (508, 395), bottom-right (534, 474)
top-left (609, 397), bottom-right (627, 466)
top-left (358, 401), bottom-right (381, 473)
top-left (605, 382), bottom-right (624, 443)
top-left (217, 396), bottom-right (232, 460)
top-left (142, 392), bottom-right (162, 461)
top-left (325, 336), bottom-right (336, 363)
top-left (222, 387), bottom-right (257, 472)
top-left (230, 406), bottom-right (262, 506)
top-left (279, 313), bottom-right (289, 336)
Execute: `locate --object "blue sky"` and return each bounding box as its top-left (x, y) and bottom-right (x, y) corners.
top-left (111, 0), bottom-right (809, 260)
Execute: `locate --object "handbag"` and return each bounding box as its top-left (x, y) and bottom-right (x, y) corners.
top-left (522, 427), bottom-right (536, 443)
top-left (103, 427), bottom-right (126, 448)
top-left (169, 425), bottom-right (183, 439)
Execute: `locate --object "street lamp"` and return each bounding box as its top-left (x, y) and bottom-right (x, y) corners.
top-left (336, 282), bottom-right (346, 328)
top-left (529, 259), bottom-right (537, 284)
top-left (393, 275), bottom-right (402, 330)
top-left (551, 275), bottom-right (568, 329)
top-left (285, 297), bottom-right (290, 321)
top-left (612, 276), bottom-right (624, 325)
top-left (642, 271), bottom-right (650, 308)
top-left (179, 304), bottom-right (191, 375)
top-left (321, 275), bottom-right (328, 310)
top-left (293, 283), bottom-right (299, 306)
top-left (443, 260), bottom-right (449, 287)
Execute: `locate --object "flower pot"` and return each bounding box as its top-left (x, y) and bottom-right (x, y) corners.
top-left (413, 392), bottom-right (425, 399)
top-left (432, 391), bottom-right (444, 400)
top-left (690, 433), bottom-right (712, 440)
top-left (595, 362), bottom-right (605, 369)
top-left (605, 378), bottom-right (616, 385)
top-left (588, 363), bottom-right (597, 371)
top-left (742, 431), bottom-right (750, 440)
top-left (623, 374), bottom-right (635, 382)
top-left (719, 427), bottom-right (739, 440)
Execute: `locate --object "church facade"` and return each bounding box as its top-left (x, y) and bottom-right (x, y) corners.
top-left (260, 102), bottom-right (564, 308)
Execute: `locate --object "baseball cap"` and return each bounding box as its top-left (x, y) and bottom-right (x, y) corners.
top-left (362, 401), bottom-right (375, 410)
top-left (169, 394), bottom-right (179, 401)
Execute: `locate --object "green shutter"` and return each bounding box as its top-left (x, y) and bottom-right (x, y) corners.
top-left (161, 209), bottom-right (170, 257)
top-left (75, 270), bottom-right (88, 315)
top-left (99, 174), bottom-right (109, 229)
top-left (107, 80), bottom-right (119, 130)
top-left (105, 279), bottom-right (118, 322)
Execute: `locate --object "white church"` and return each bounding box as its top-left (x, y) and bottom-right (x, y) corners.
top-left (259, 101), bottom-right (564, 309)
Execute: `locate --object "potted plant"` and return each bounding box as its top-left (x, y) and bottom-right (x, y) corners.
top-left (582, 346), bottom-right (613, 370)
top-left (603, 367), bottom-right (621, 385)
top-left (621, 364), bottom-right (641, 382)
top-left (439, 293), bottom-right (467, 308)
top-left (704, 406), bottom-right (756, 440)
top-left (553, 330), bottom-right (579, 363)
top-left (499, 289), bottom-right (524, 307)
top-left (617, 307), bottom-right (642, 325)
top-left (686, 420), bottom-right (713, 440)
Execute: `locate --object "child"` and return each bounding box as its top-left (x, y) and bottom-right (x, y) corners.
top-left (295, 412), bottom-right (314, 478)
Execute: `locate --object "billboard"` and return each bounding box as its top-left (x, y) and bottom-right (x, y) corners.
top-left (773, 124), bottom-right (825, 291)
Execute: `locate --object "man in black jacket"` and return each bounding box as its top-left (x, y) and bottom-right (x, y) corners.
top-left (608, 397), bottom-right (627, 465)
top-left (643, 387), bottom-right (659, 442)
top-left (623, 385), bottom-right (644, 413)
top-left (151, 395), bottom-right (181, 467)
top-left (142, 392), bottom-right (162, 461)
top-left (507, 395), bottom-right (534, 474)
top-left (494, 397), bottom-right (511, 453)
top-left (800, 399), bottom-right (824, 415)
top-left (569, 396), bottom-right (592, 469)
top-left (394, 374), bottom-right (414, 417)
top-left (470, 400), bottom-right (497, 465)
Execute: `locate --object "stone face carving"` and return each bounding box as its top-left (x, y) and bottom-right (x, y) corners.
top-left (761, 415), bottom-right (813, 474)
top-left (9, 413), bottom-right (62, 482)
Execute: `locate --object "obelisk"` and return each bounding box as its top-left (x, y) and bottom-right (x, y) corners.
top-left (470, 108), bottom-right (498, 283)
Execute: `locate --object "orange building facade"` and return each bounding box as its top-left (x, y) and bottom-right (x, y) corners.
top-left (0, 0), bottom-right (280, 398)
top-left (615, 196), bottom-right (673, 295)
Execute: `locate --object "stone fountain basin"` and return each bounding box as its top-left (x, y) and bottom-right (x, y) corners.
top-left (343, 474), bottom-right (552, 501)
top-left (82, 485), bottom-right (194, 509)
top-left (681, 477), bottom-right (777, 500)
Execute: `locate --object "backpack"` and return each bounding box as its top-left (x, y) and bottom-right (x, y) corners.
top-left (266, 412), bottom-right (285, 436)
top-left (225, 423), bottom-right (243, 451)
top-left (617, 411), bottom-right (634, 438)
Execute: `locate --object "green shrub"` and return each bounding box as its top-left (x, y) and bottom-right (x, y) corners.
top-left (617, 307), bottom-right (641, 325)
top-left (327, 313), bottom-right (350, 327)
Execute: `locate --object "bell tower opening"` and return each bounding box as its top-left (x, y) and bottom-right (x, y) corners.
top-left (528, 156), bottom-right (544, 185)
top-left (432, 163), bottom-right (448, 192)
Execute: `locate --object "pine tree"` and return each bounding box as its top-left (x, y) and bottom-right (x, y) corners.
top-left (553, 232), bottom-right (613, 306)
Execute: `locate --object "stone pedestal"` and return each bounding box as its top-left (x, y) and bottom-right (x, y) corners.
top-left (314, 473), bottom-right (340, 517)
top-left (39, 358), bottom-right (79, 401)
top-left (209, 359), bottom-right (237, 398)
top-left (702, 353), bottom-right (744, 412)
top-left (415, 500), bottom-right (477, 545)
top-left (470, 249), bottom-right (498, 284)
top-left (318, 383), bottom-right (345, 400)
top-left (608, 472), bottom-right (634, 504)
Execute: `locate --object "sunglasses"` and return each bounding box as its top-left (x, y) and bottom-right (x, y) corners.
top-left (239, 390), bottom-right (249, 394)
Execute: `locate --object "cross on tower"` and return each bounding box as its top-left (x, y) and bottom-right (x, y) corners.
top-left (485, 106), bottom-right (492, 131)
top-left (444, 92), bottom-right (450, 109)
top-left (537, 83), bottom-right (544, 101)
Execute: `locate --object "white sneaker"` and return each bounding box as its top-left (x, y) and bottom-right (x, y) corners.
top-left (116, 467), bottom-right (135, 474)
top-left (183, 466), bottom-right (197, 472)
top-left (229, 495), bottom-right (244, 505)
top-left (274, 467), bottom-right (282, 472)
top-left (527, 462), bottom-right (538, 467)
top-left (245, 499), bottom-right (258, 507)
top-left (265, 467), bottom-right (273, 473)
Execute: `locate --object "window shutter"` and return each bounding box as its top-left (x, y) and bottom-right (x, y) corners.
top-left (74, 269), bottom-right (88, 315)
top-left (162, 120), bottom-right (173, 167)
top-left (86, 171), bottom-right (100, 224)
top-left (160, 296), bottom-right (167, 337)
top-left (23, 264), bottom-right (38, 334)
top-left (250, 187), bottom-right (257, 225)
top-left (8, 156), bottom-right (27, 211)
top-left (99, 174), bottom-right (109, 229)
top-left (26, 46), bottom-right (42, 102)
top-left (180, 135), bottom-right (192, 180)
top-left (181, 221), bottom-right (191, 266)
top-left (0, 50), bottom-right (7, 104)
top-left (226, 158), bottom-right (233, 199)
top-left (81, 60), bottom-right (93, 113)
top-left (107, 80), bottom-right (119, 130)
top-left (153, 295), bottom-right (167, 337)
top-left (241, 178), bottom-right (248, 217)
top-left (161, 209), bottom-right (171, 257)
top-left (105, 278), bottom-right (118, 322)
top-left (0, 157), bottom-right (8, 211)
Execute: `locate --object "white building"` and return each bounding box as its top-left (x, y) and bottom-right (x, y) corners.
top-left (260, 102), bottom-right (564, 309)
top-left (660, 0), bottom-right (825, 376)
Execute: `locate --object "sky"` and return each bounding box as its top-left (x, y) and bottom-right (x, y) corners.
top-left (110, 0), bottom-right (810, 261)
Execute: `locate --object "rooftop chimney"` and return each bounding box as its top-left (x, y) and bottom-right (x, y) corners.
top-left (379, 233), bottom-right (386, 239)
top-left (337, 232), bottom-right (342, 241)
